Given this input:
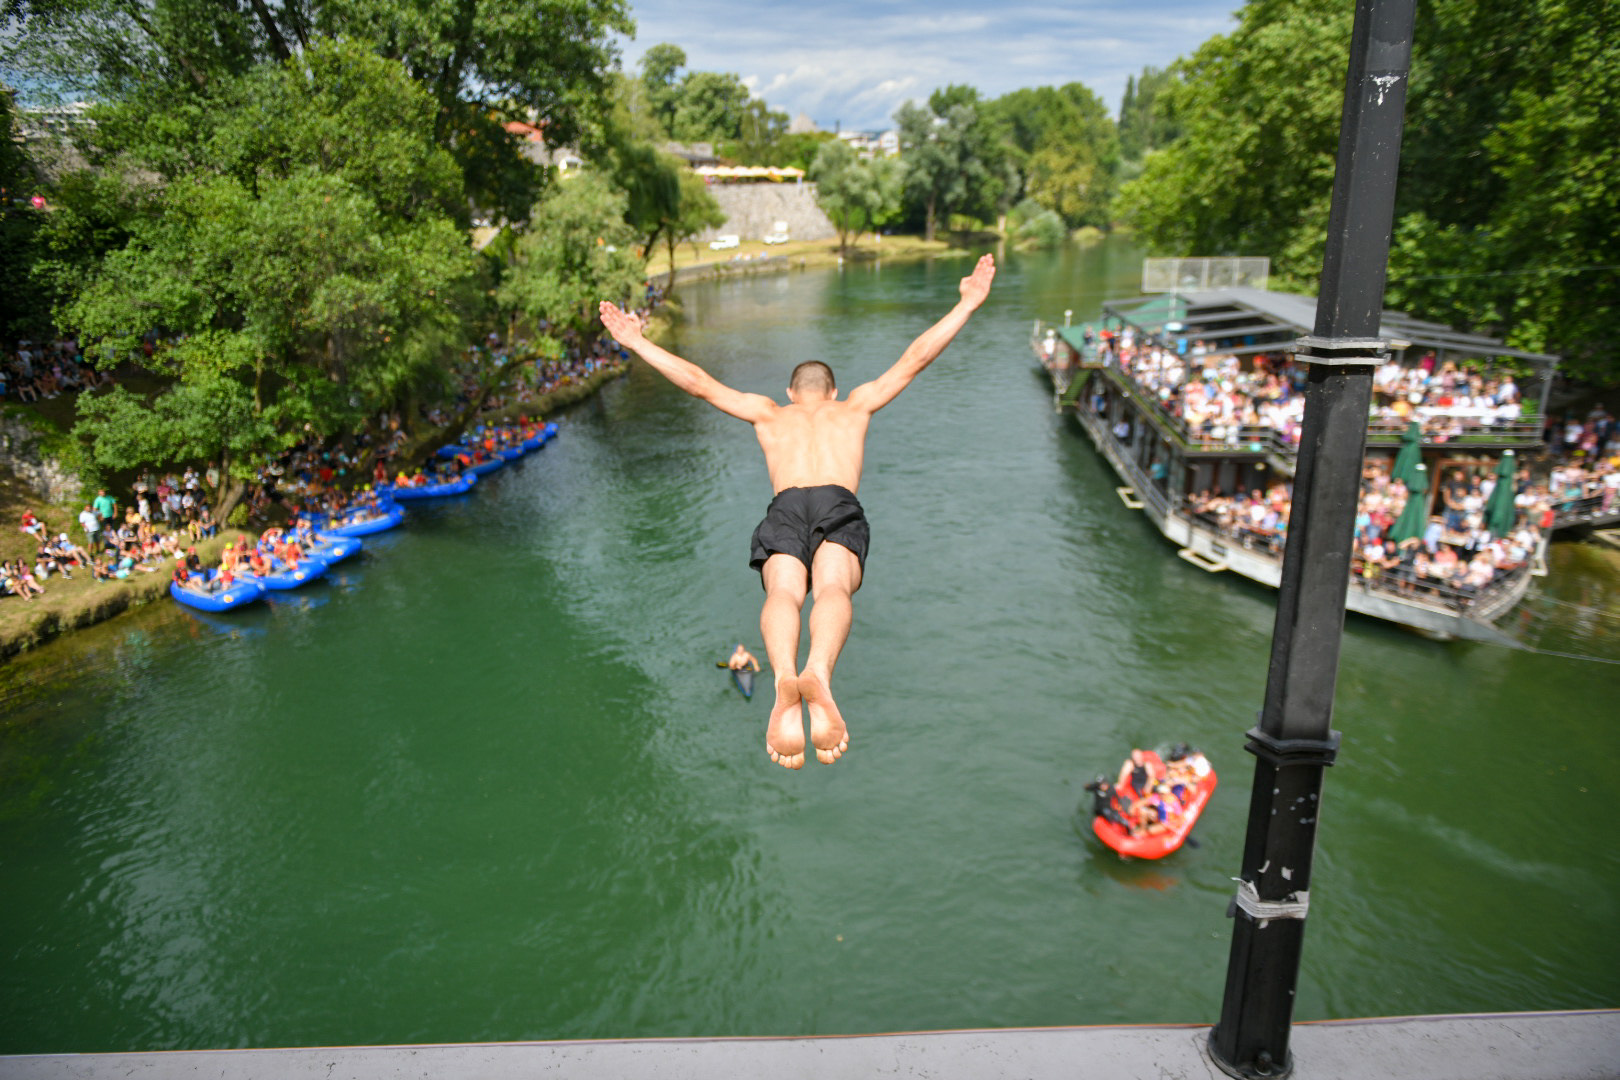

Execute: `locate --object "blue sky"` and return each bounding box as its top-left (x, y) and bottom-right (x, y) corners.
top-left (617, 0), bottom-right (1241, 132)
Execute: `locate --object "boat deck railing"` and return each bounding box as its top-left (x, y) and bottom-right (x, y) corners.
top-left (1550, 491), bottom-right (1620, 531)
top-left (1035, 334), bottom-right (1547, 456)
top-left (1182, 504), bottom-right (1533, 619)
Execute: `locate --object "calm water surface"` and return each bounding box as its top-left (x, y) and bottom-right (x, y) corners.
top-left (2, 242), bottom-right (1617, 1052)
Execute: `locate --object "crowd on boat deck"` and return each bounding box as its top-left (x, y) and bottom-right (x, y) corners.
top-left (1086, 745), bottom-right (1211, 838)
top-left (1087, 324), bottom-right (1531, 447)
top-left (1544, 408), bottom-right (1619, 517)
top-left (1186, 457), bottom-right (1550, 599)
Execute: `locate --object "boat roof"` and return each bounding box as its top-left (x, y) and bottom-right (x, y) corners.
top-left (1101, 287), bottom-right (1559, 367)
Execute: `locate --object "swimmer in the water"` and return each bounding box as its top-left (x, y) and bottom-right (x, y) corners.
top-left (599, 254), bottom-right (997, 769)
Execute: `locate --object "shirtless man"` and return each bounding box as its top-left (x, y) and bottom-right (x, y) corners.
top-left (727, 643), bottom-right (761, 673)
top-left (599, 253), bottom-right (996, 769)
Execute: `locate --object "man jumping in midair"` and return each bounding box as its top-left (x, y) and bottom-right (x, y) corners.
top-left (599, 254), bottom-right (996, 769)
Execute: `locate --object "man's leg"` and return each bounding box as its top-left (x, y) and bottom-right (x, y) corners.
top-left (801, 541), bottom-right (860, 764)
top-left (760, 554), bottom-right (809, 770)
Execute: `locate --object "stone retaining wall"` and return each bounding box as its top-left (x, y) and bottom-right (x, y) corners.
top-left (696, 182), bottom-right (835, 245)
top-left (0, 412), bottom-right (84, 505)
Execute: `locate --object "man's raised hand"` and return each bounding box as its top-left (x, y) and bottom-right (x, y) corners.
top-left (598, 301), bottom-right (645, 348)
top-left (959, 253), bottom-right (996, 309)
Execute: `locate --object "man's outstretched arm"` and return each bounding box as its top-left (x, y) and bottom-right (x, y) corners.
top-left (846, 254), bottom-right (996, 414)
top-left (598, 301), bottom-right (776, 423)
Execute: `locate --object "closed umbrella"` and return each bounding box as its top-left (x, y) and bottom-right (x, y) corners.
top-left (1391, 420), bottom-right (1423, 485)
top-left (1485, 450), bottom-right (1518, 536)
top-left (1388, 463), bottom-right (1430, 544)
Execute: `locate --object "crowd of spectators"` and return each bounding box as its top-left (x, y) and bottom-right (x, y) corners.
top-left (1080, 322), bottom-right (1534, 449)
top-left (1186, 457), bottom-right (1550, 606)
top-left (1544, 408), bottom-right (1619, 522)
top-left (1, 337), bottom-right (115, 403)
top-left (5, 472), bottom-right (221, 602)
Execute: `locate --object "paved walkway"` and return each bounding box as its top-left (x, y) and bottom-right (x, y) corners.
top-left (2, 1011), bottom-right (1616, 1080)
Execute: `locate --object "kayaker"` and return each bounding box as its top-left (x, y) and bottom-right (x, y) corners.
top-left (599, 254), bottom-right (997, 769)
top-left (727, 644), bottom-right (761, 673)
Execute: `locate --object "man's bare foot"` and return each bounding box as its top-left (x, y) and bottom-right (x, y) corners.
top-left (799, 670), bottom-right (849, 764)
top-left (766, 677), bottom-right (805, 770)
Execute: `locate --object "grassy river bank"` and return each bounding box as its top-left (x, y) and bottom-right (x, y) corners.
top-left (0, 362), bottom-right (628, 662)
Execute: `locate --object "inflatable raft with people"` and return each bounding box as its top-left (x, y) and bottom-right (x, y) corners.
top-left (1086, 745), bottom-right (1217, 859)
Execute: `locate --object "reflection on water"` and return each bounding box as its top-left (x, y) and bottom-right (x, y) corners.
top-left (1, 242), bottom-right (1617, 1054)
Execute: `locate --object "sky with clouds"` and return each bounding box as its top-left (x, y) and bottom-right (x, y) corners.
top-left (616, 0), bottom-right (1241, 133)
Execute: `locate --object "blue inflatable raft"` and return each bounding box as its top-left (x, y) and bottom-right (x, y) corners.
top-left (464, 456), bottom-right (505, 478)
top-left (323, 503), bottom-right (406, 537)
top-left (169, 572), bottom-right (266, 612)
top-left (307, 534), bottom-right (362, 564)
top-left (388, 474), bottom-right (477, 500)
top-left (253, 556), bottom-right (328, 591)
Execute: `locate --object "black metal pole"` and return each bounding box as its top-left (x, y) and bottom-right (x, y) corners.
top-left (1208, 2), bottom-right (1415, 1078)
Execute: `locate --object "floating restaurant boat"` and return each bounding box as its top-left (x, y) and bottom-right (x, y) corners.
top-left (1034, 285), bottom-right (1567, 643)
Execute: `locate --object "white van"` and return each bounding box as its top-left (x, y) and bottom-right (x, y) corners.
top-left (763, 222), bottom-right (790, 245)
top-left (709, 234), bottom-right (740, 250)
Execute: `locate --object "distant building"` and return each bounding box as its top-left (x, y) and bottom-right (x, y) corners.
top-left (788, 112), bottom-right (819, 135)
top-left (834, 129), bottom-right (898, 159)
top-left (662, 141), bottom-right (722, 167)
top-left (502, 120), bottom-right (581, 173)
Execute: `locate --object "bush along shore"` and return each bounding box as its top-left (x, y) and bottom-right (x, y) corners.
top-left (0, 360), bottom-right (629, 663)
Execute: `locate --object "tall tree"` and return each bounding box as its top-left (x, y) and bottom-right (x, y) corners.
top-left (809, 139), bottom-right (901, 252)
top-left (1116, 66), bottom-right (1180, 165)
top-left (895, 86), bottom-right (1003, 240)
top-left (986, 83), bottom-right (1118, 228)
top-left (0, 90), bottom-right (52, 339)
top-left (3, 0), bottom-right (634, 221)
top-left (63, 43), bottom-right (473, 518)
top-left (1113, 0), bottom-right (1353, 283)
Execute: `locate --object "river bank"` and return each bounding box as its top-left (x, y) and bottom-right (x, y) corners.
top-left (645, 232), bottom-right (976, 288)
top-left (0, 362), bottom-right (628, 663)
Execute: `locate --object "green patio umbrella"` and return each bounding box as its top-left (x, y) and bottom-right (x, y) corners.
top-left (1485, 450), bottom-right (1518, 536)
top-left (1388, 462), bottom-right (1430, 544)
top-left (1390, 420), bottom-right (1423, 485)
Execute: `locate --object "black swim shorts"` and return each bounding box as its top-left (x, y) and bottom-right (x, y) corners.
top-left (749, 484), bottom-right (869, 583)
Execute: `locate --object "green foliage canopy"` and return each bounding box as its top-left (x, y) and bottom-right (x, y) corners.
top-left (809, 139), bottom-right (902, 251)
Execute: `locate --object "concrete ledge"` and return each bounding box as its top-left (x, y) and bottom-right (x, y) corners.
top-left (2, 1011), bottom-right (1616, 1080)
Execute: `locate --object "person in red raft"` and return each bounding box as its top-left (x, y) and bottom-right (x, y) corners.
top-left (1087, 744), bottom-right (1214, 839)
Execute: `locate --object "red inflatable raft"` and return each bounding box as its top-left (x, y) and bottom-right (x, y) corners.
top-left (1091, 748), bottom-right (1217, 859)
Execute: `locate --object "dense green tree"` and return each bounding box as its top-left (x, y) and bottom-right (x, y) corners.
top-left (670, 70), bottom-right (754, 144)
top-left (497, 171), bottom-right (644, 337)
top-left (808, 139), bottom-right (902, 251)
top-left (1115, 0), bottom-right (1619, 384)
top-left (664, 169), bottom-right (725, 268)
top-left (987, 83), bottom-right (1118, 229)
top-left (639, 42), bottom-right (687, 134)
top-left (1117, 66), bottom-right (1180, 165)
top-left (0, 90), bottom-right (52, 340)
top-left (62, 43), bottom-right (473, 517)
top-left (3, 0), bottom-right (633, 221)
top-left (1113, 0), bottom-right (1352, 283)
top-left (1386, 0), bottom-right (1620, 383)
top-left (896, 87), bottom-right (1005, 240)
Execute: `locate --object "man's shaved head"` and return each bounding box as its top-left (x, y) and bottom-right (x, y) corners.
top-left (789, 361), bottom-right (836, 396)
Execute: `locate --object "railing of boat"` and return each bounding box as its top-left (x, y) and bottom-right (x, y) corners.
top-left (1077, 345), bottom-right (1546, 454)
top-left (1550, 491), bottom-right (1620, 531)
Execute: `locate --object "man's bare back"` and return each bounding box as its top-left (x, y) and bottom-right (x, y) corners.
top-left (599, 254), bottom-right (996, 769)
top-left (753, 399), bottom-right (870, 494)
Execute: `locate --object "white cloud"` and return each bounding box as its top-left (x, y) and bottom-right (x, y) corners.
top-left (621, 0), bottom-right (1240, 130)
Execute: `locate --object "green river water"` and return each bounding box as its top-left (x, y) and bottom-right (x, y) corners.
top-left (2, 242), bottom-right (1617, 1053)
